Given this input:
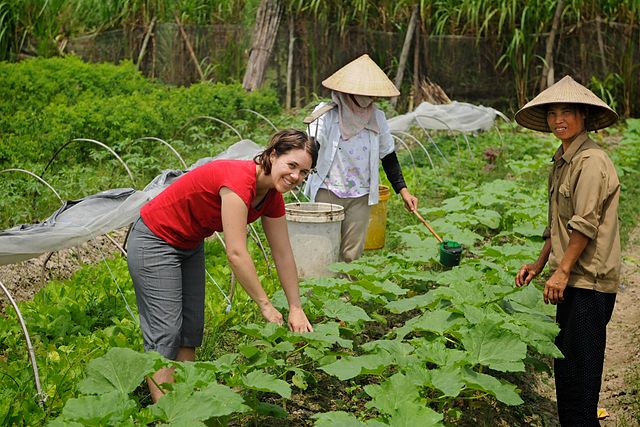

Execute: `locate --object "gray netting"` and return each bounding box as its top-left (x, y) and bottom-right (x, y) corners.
top-left (66, 20), bottom-right (639, 115)
top-left (66, 23), bottom-right (246, 86)
top-left (273, 20), bottom-right (639, 115)
top-left (0, 140), bottom-right (263, 266)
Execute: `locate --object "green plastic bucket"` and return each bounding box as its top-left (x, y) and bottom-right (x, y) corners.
top-left (439, 240), bottom-right (462, 267)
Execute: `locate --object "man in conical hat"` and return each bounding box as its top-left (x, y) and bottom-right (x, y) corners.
top-left (514, 75), bottom-right (620, 425)
top-left (303, 54), bottom-right (418, 262)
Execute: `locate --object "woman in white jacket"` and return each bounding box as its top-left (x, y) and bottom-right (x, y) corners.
top-left (304, 54), bottom-right (418, 262)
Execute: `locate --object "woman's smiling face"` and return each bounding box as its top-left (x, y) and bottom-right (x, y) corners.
top-left (546, 103), bottom-right (586, 144)
top-left (269, 149), bottom-right (312, 193)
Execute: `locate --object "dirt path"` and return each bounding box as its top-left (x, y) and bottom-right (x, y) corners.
top-left (601, 227), bottom-right (640, 425)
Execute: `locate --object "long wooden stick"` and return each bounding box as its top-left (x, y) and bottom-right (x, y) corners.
top-left (136, 16), bottom-right (156, 72)
top-left (175, 15), bottom-right (205, 81)
top-left (413, 210), bottom-right (444, 243)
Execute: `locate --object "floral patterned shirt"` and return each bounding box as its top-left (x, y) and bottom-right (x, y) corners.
top-left (321, 131), bottom-right (371, 197)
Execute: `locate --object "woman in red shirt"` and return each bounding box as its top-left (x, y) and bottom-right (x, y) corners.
top-left (127, 129), bottom-right (317, 401)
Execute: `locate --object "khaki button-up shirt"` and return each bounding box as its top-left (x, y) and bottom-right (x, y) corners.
top-left (542, 132), bottom-right (621, 293)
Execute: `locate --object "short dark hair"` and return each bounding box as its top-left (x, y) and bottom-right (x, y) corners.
top-left (254, 129), bottom-right (318, 175)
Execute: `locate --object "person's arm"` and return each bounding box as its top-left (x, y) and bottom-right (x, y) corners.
top-left (543, 230), bottom-right (589, 304)
top-left (381, 152), bottom-right (406, 193)
top-left (515, 238), bottom-right (551, 287)
top-left (381, 152), bottom-right (418, 212)
top-left (220, 188), bottom-right (283, 325)
top-left (261, 215), bottom-right (313, 332)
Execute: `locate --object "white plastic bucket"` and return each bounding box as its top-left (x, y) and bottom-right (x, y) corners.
top-left (285, 202), bottom-right (345, 278)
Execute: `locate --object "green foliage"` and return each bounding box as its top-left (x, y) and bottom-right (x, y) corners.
top-left (1, 70), bottom-right (639, 425)
top-left (77, 347), bottom-right (159, 395)
top-left (0, 0), bottom-right (257, 61)
top-left (0, 257), bottom-right (141, 426)
top-left (588, 73), bottom-right (624, 112)
top-left (0, 56), bottom-right (280, 228)
top-left (610, 119), bottom-right (640, 243)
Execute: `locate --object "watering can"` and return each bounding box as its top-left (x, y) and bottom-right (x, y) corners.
top-left (413, 210), bottom-right (463, 267)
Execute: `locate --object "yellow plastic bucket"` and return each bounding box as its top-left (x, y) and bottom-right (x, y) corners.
top-left (364, 185), bottom-right (391, 250)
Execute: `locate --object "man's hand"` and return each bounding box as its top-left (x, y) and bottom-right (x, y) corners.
top-left (515, 263), bottom-right (540, 287)
top-left (544, 270), bottom-right (569, 304)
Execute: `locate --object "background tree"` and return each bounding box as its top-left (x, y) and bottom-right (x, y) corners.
top-left (242, 0), bottom-right (282, 91)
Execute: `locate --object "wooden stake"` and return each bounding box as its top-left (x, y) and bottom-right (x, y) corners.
top-left (175, 15), bottom-right (205, 81)
top-left (392, 5), bottom-right (420, 108)
top-left (286, 13), bottom-right (295, 110)
top-left (136, 17), bottom-right (156, 72)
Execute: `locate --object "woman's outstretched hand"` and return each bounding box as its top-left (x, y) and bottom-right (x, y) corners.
top-left (260, 303), bottom-right (284, 325)
top-left (288, 306), bottom-right (314, 332)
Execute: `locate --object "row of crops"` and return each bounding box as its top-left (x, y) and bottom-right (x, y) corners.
top-left (2, 58), bottom-right (640, 425)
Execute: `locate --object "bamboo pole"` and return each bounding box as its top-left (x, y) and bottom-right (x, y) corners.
top-left (136, 17), bottom-right (156, 72)
top-left (242, 0), bottom-right (283, 91)
top-left (392, 5), bottom-right (419, 108)
top-left (413, 211), bottom-right (443, 243)
top-left (410, 18), bottom-right (421, 112)
top-left (174, 15), bottom-right (205, 81)
top-left (286, 13), bottom-right (295, 110)
top-left (540, 0), bottom-right (563, 90)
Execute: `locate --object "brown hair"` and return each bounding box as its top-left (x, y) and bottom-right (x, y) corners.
top-left (254, 129), bottom-right (318, 175)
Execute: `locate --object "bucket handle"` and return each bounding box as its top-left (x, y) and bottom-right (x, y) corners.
top-left (413, 211), bottom-right (444, 243)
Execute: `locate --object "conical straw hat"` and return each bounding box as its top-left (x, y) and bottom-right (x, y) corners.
top-left (515, 75), bottom-right (618, 132)
top-left (322, 54), bottom-right (400, 97)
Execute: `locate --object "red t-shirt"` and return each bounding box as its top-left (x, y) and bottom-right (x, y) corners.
top-left (141, 159), bottom-right (285, 249)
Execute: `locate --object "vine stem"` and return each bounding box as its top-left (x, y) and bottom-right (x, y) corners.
top-left (0, 279), bottom-right (47, 407)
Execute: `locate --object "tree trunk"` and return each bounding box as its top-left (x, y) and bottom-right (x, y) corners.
top-left (391, 5), bottom-right (419, 108)
top-left (242, 0), bottom-right (283, 91)
top-left (286, 13), bottom-right (295, 110)
top-left (578, 19), bottom-right (587, 84)
top-left (540, 0), bottom-right (563, 91)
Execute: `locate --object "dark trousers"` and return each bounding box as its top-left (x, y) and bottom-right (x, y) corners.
top-left (554, 287), bottom-right (616, 426)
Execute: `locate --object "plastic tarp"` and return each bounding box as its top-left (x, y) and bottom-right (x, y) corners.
top-left (387, 101), bottom-right (508, 133)
top-left (0, 139), bottom-right (263, 266)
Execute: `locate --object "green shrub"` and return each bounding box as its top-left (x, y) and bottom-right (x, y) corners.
top-left (0, 56), bottom-right (280, 227)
